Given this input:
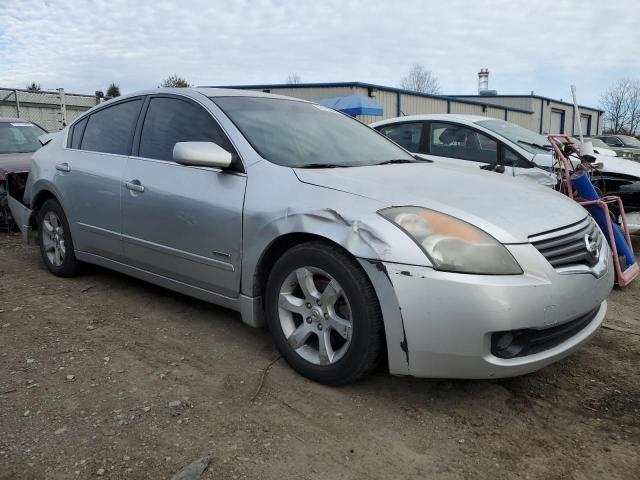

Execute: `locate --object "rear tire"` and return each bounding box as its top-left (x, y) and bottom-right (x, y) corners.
top-left (265, 241), bottom-right (384, 385)
top-left (37, 198), bottom-right (80, 277)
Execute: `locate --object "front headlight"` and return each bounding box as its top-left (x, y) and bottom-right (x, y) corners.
top-left (379, 207), bottom-right (523, 275)
top-left (623, 152), bottom-right (632, 158)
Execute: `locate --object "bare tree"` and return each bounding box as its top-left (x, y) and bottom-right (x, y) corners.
top-left (600, 78), bottom-right (640, 135)
top-left (400, 63), bottom-right (441, 94)
top-left (159, 74), bottom-right (190, 88)
top-left (286, 73), bottom-right (302, 84)
top-left (26, 81), bottom-right (41, 92)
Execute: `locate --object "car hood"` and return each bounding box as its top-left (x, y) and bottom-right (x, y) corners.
top-left (0, 152), bottom-right (32, 178)
top-left (294, 162), bottom-right (587, 244)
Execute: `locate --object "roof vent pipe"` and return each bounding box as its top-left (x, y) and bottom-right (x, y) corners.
top-left (478, 68), bottom-right (489, 94)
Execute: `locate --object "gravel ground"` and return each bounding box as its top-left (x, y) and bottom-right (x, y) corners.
top-left (1, 233), bottom-right (639, 479)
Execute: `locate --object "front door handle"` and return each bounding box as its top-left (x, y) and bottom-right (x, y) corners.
top-left (55, 163), bottom-right (70, 172)
top-left (125, 180), bottom-right (145, 193)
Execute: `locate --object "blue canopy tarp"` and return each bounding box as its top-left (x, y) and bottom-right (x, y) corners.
top-left (316, 94), bottom-right (383, 117)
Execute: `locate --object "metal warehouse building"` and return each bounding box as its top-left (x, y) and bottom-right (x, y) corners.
top-left (215, 81), bottom-right (603, 136)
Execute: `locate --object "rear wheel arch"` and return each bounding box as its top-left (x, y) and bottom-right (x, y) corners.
top-left (29, 190), bottom-right (58, 229)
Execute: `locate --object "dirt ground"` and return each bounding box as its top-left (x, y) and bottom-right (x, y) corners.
top-left (0, 233), bottom-right (638, 480)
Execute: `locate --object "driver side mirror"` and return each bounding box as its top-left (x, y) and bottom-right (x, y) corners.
top-left (173, 141), bottom-right (232, 168)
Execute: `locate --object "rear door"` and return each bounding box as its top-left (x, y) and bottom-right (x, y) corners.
top-left (121, 95), bottom-right (246, 297)
top-left (56, 98), bottom-right (143, 262)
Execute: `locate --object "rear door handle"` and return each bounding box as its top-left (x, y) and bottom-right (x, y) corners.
top-left (55, 163), bottom-right (70, 172)
top-left (125, 180), bottom-right (145, 193)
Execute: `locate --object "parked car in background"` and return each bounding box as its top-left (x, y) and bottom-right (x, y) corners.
top-left (9, 89), bottom-right (613, 384)
top-left (372, 115), bottom-right (640, 233)
top-left (0, 117), bottom-right (46, 230)
top-left (370, 114), bottom-right (556, 186)
top-left (591, 135), bottom-right (640, 161)
top-left (574, 137), bottom-right (617, 157)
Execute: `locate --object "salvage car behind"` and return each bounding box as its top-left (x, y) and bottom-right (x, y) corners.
top-left (0, 118), bottom-right (46, 230)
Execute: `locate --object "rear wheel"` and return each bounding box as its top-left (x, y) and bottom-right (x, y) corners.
top-left (37, 198), bottom-right (80, 277)
top-left (265, 241), bottom-right (384, 385)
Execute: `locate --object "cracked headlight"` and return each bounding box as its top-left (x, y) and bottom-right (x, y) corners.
top-left (379, 207), bottom-right (523, 275)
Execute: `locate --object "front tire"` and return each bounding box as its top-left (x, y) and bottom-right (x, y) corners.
top-left (37, 198), bottom-right (80, 277)
top-left (265, 241), bottom-right (384, 385)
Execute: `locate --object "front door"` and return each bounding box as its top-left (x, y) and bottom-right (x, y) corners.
top-left (121, 95), bottom-right (246, 297)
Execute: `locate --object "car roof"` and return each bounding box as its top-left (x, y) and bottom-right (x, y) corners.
top-left (0, 117), bottom-right (32, 123)
top-left (370, 114), bottom-right (492, 127)
top-left (99, 87), bottom-right (307, 104)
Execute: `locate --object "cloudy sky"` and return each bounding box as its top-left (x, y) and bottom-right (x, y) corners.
top-left (1, 0), bottom-right (638, 106)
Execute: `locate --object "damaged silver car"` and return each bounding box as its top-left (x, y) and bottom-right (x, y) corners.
top-left (8, 88), bottom-right (614, 384)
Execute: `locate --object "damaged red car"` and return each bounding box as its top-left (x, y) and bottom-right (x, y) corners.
top-left (0, 117), bottom-right (46, 231)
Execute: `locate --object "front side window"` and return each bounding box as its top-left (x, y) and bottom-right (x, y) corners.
top-left (0, 122), bottom-right (46, 154)
top-left (81, 99), bottom-right (142, 155)
top-left (139, 97), bottom-right (235, 163)
top-left (428, 122), bottom-right (498, 163)
top-left (211, 97), bottom-right (414, 168)
top-left (502, 146), bottom-right (532, 168)
top-left (377, 122), bottom-right (423, 153)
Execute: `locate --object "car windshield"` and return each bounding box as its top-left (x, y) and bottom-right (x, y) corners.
top-left (211, 96), bottom-right (414, 167)
top-left (618, 135), bottom-right (640, 147)
top-left (476, 119), bottom-right (550, 154)
top-left (588, 138), bottom-right (610, 148)
top-left (0, 122), bottom-right (46, 154)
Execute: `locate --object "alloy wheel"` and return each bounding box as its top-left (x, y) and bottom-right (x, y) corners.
top-left (277, 266), bottom-right (353, 366)
top-left (42, 211), bottom-right (66, 267)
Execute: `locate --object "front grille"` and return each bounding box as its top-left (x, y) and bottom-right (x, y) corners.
top-left (491, 307), bottom-right (599, 359)
top-left (530, 217), bottom-right (603, 269)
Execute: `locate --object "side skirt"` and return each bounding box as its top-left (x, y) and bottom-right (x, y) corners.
top-left (75, 251), bottom-right (263, 327)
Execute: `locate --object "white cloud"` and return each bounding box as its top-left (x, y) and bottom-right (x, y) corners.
top-left (0, 0), bottom-right (638, 106)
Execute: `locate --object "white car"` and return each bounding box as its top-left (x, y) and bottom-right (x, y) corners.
top-left (371, 115), bottom-right (640, 232)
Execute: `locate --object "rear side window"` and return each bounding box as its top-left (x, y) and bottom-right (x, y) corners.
top-left (377, 122), bottom-right (423, 152)
top-left (139, 97), bottom-right (235, 163)
top-left (81, 99), bottom-right (142, 155)
top-left (428, 122), bottom-right (498, 163)
top-left (68, 117), bottom-right (88, 149)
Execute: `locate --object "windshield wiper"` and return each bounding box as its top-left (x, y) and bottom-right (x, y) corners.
top-left (517, 140), bottom-right (552, 151)
top-left (374, 158), bottom-right (419, 166)
top-left (298, 163), bottom-right (349, 169)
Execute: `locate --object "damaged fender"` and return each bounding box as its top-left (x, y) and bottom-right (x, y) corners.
top-left (240, 161), bottom-right (428, 375)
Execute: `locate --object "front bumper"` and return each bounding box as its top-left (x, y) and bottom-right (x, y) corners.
top-left (370, 241), bottom-right (614, 379)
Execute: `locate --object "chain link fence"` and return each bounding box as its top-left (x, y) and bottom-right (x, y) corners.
top-left (0, 88), bottom-right (99, 132)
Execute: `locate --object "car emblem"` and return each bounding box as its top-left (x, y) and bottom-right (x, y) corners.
top-left (584, 234), bottom-right (599, 260)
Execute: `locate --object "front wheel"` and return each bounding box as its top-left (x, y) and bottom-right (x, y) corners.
top-left (37, 198), bottom-right (80, 277)
top-left (265, 241), bottom-right (384, 385)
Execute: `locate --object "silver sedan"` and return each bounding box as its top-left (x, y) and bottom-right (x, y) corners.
top-left (10, 88), bottom-right (614, 384)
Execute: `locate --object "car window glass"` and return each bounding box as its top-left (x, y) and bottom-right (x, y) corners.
top-left (502, 146), bottom-right (531, 168)
top-left (0, 122), bottom-right (46, 154)
top-left (69, 117), bottom-right (88, 149)
top-left (81, 100), bottom-right (142, 155)
top-left (429, 122), bottom-right (498, 163)
top-left (139, 97), bottom-right (235, 163)
top-left (378, 122), bottom-right (423, 152)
